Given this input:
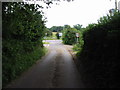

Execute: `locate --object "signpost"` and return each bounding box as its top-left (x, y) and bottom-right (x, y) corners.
top-left (44, 33), bottom-right (47, 42)
top-left (76, 33), bottom-right (79, 37)
top-left (59, 33), bottom-right (62, 37)
top-left (76, 33), bottom-right (79, 43)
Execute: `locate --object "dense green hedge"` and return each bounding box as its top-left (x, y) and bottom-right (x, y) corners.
top-left (77, 12), bottom-right (120, 88)
top-left (2, 2), bottom-right (46, 87)
top-left (62, 28), bottom-right (79, 45)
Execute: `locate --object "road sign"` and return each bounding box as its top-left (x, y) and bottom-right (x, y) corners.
top-left (59, 33), bottom-right (62, 36)
top-left (76, 33), bottom-right (79, 37)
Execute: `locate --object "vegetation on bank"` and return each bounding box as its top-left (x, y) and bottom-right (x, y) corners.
top-left (75, 12), bottom-right (120, 88)
top-left (2, 2), bottom-right (46, 87)
top-left (46, 24), bottom-right (83, 41)
top-left (2, 1), bottom-right (120, 88)
top-left (43, 41), bottom-right (50, 44)
top-left (62, 28), bottom-right (79, 45)
top-left (61, 11), bottom-right (120, 88)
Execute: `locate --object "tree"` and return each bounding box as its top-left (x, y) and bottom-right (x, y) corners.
top-left (62, 28), bottom-right (78, 45)
top-left (64, 24), bottom-right (71, 29)
top-left (2, 2), bottom-right (46, 87)
top-left (49, 26), bottom-right (63, 32)
top-left (77, 12), bottom-right (120, 88)
top-left (73, 24), bottom-right (82, 30)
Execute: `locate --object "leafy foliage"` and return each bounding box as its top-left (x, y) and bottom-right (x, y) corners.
top-left (62, 28), bottom-right (79, 45)
top-left (44, 28), bottom-right (53, 37)
top-left (77, 12), bottom-right (120, 88)
top-left (49, 26), bottom-right (63, 32)
top-left (2, 2), bottom-right (46, 87)
top-left (63, 24), bottom-right (71, 29)
top-left (73, 24), bottom-right (82, 30)
top-left (73, 28), bottom-right (85, 53)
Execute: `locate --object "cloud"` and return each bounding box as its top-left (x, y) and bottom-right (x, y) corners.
top-left (42, 0), bottom-right (119, 28)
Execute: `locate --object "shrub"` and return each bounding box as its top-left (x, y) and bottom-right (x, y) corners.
top-left (62, 28), bottom-right (79, 45)
top-left (2, 2), bottom-right (46, 87)
top-left (73, 28), bottom-right (85, 54)
top-left (77, 12), bottom-right (120, 88)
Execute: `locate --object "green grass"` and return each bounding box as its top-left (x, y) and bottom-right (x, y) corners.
top-left (2, 43), bottom-right (47, 87)
top-left (43, 32), bottom-right (59, 40)
top-left (73, 44), bottom-right (82, 52)
top-left (43, 36), bottom-right (57, 40)
top-left (43, 42), bottom-right (50, 44)
top-left (52, 32), bottom-right (57, 37)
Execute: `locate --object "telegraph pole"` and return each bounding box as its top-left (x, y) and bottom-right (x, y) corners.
top-left (110, 0), bottom-right (118, 10)
top-left (115, 0), bottom-right (117, 10)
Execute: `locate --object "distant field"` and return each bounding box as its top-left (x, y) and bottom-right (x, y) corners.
top-left (52, 32), bottom-right (62, 40)
top-left (43, 32), bottom-right (57, 40)
top-left (52, 32), bottom-right (57, 37)
top-left (43, 41), bottom-right (50, 44)
top-left (52, 32), bottom-right (57, 39)
top-left (52, 32), bottom-right (57, 34)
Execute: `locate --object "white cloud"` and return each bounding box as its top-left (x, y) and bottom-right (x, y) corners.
top-left (38, 0), bottom-right (120, 28)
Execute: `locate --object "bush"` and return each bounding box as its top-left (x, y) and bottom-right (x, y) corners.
top-left (2, 2), bottom-right (46, 87)
top-left (77, 12), bottom-right (120, 88)
top-left (62, 28), bottom-right (79, 45)
top-left (2, 40), bottom-right (46, 87)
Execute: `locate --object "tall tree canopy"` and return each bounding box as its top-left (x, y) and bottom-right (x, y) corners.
top-left (49, 26), bottom-right (63, 32)
top-left (2, 2), bottom-right (46, 87)
top-left (73, 24), bottom-right (82, 30)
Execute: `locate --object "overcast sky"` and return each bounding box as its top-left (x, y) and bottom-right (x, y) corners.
top-left (28, 0), bottom-right (120, 28)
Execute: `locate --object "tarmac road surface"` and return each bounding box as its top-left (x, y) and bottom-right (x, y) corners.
top-left (6, 40), bottom-right (84, 88)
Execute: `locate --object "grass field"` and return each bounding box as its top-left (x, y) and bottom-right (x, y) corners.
top-left (43, 32), bottom-right (57, 40)
top-left (43, 41), bottom-right (50, 44)
top-left (52, 32), bottom-right (57, 37)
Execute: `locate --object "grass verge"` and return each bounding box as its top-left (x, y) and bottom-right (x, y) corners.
top-left (2, 44), bottom-right (47, 87)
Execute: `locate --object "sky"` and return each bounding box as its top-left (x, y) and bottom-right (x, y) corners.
top-left (26, 0), bottom-right (120, 28)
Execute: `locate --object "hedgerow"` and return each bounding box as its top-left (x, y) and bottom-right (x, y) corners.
top-left (2, 2), bottom-right (46, 87)
top-left (62, 28), bottom-right (79, 45)
top-left (77, 12), bottom-right (120, 88)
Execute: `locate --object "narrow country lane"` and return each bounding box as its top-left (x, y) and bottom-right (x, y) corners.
top-left (6, 40), bottom-right (84, 88)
